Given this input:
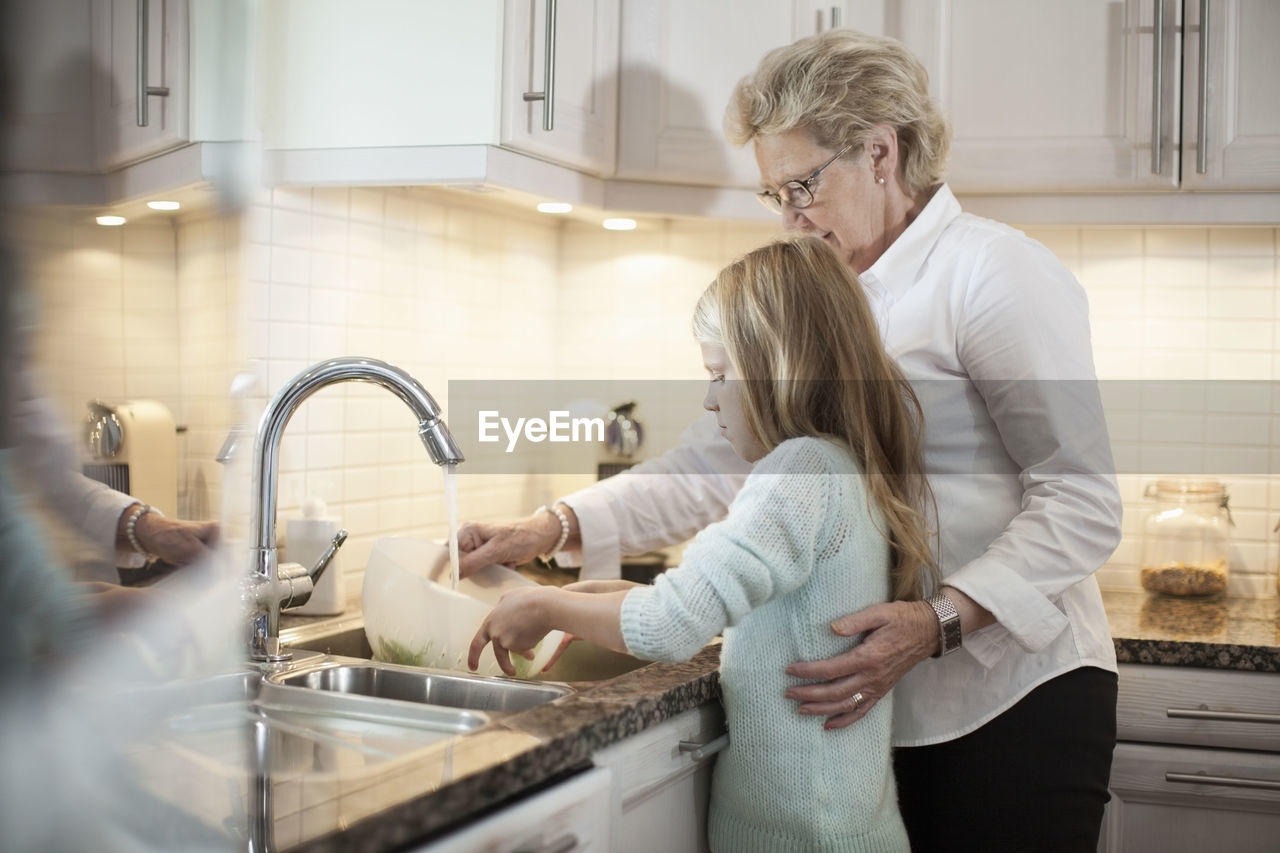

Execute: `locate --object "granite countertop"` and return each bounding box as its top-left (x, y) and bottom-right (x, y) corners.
top-left (258, 587), bottom-right (1279, 850)
top-left (1101, 588), bottom-right (1280, 672)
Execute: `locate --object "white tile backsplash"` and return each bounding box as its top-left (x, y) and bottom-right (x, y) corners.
top-left (17, 200), bottom-right (1280, 598)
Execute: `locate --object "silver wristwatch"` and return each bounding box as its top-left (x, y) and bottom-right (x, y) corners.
top-left (926, 592), bottom-right (962, 658)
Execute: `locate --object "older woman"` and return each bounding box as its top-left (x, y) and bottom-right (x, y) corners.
top-left (459, 29), bottom-right (1121, 852)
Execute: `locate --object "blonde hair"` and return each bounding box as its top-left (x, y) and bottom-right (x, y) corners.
top-left (693, 236), bottom-right (939, 601)
top-left (726, 29), bottom-right (950, 196)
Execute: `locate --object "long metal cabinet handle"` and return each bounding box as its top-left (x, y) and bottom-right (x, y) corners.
top-left (521, 0), bottom-right (558, 132)
top-left (1149, 0), bottom-right (1166, 175)
top-left (1166, 771), bottom-right (1280, 792)
top-left (678, 733), bottom-right (730, 762)
top-left (136, 0), bottom-right (171, 127)
top-left (1167, 707), bottom-right (1280, 725)
top-left (513, 834), bottom-right (578, 853)
top-left (1196, 0), bottom-right (1210, 174)
top-left (831, 6), bottom-right (842, 28)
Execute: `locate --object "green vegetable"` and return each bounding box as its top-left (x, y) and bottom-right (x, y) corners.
top-left (376, 637), bottom-right (430, 667)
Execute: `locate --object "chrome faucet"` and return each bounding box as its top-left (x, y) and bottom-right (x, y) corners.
top-left (244, 357), bottom-right (465, 661)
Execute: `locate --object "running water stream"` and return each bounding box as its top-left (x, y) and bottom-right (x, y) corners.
top-left (444, 463), bottom-right (460, 590)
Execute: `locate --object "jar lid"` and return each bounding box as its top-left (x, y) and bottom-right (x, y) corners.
top-left (1145, 479), bottom-right (1229, 501)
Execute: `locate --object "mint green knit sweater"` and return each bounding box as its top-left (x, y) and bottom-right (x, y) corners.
top-left (620, 437), bottom-right (909, 853)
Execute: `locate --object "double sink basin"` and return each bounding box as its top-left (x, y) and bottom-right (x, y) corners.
top-left (148, 621), bottom-right (647, 781)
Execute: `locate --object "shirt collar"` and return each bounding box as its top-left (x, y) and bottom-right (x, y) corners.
top-left (862, 183), bottom-right (962, 297)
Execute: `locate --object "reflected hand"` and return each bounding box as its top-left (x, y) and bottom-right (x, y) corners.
top-left (468, 586), bottom-right (557, 676)
top-left (456, 511), bottom-right (562, 578)
top-left (784, 600), bottom-right (936, 730)
top-left (133, 512), bottom-right (219, 567)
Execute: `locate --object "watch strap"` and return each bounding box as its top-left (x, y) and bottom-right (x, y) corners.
top-left (926, 592), bottom-right (962, 658)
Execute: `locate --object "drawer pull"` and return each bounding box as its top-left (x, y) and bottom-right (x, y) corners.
top-left (1165, 771), bottom-right (1280, 792)
top-left (678, 733), bottom-right (729, 762)
top-left (1167, 707), bottom-right (1280, 725)
top-left (514, 834), bottom-right (578, 853)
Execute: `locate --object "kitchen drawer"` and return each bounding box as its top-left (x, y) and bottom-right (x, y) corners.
top-left (1117, 663), bottom-right (1280, 752)
top-left (593, 703), bottom-right (727, 807)
top-left (417, 766), bottom-right (612, 852)
top-left (1100, 742), bottom-right (1280, 853)
top-left (593, 703), bottom-right (726, 853)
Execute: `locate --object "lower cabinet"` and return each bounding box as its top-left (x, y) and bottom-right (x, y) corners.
top-left (418, 766), bottom-right (613, 852)
top-left (593, 702), bottom-right (728, 853)
top-left (1099, 664), bottom-right (1280, 853)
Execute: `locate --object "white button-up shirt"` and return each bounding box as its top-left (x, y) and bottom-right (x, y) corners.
top-left (561, 185), bottom-right (1121, 746)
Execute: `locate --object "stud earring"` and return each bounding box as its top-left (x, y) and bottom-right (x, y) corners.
top-left (875, 175), bottom-right (886, 185)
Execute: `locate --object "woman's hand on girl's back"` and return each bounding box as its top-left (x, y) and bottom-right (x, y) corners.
top-left (783, 600), bottom-right (938, 729)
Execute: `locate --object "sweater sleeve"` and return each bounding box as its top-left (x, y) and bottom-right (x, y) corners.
top-left (620, 439), bottom-right (844, 662)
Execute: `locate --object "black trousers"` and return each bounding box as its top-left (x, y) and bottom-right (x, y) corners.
top-left (894, 666), bottom-right (1118, 853)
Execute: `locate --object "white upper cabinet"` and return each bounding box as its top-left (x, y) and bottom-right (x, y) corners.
top-left (258, 0), bottom-right (619, 177)
top-left (501, 0), bottom-right (620, 175)
top-left (892, 0), bottom-right (1280, 193)
top-left (92, 0), bottom-right (190, 171)
top-left (616, 1), bottom-right (869, 189)
top-left (1180, 0), bottom-right (1280, 190)
top-left (6, 0), bottom-right (254, 189)
top-left (5, 0), bottom-right (190, 175)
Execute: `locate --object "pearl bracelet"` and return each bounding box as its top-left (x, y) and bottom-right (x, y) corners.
top-left (125, 504), bottom-right (164, 557)
top-left (537, 504), bottom-right (570, 565)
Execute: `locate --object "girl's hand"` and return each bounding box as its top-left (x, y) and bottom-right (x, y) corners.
top-left (468, 586), bottom-right (558, 676)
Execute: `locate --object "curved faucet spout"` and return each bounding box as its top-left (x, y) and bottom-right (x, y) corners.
top-left (246, 356), bottom-right (464, 660)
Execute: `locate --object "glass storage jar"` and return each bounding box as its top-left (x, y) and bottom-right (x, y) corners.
top-left (1140, 480), bottom-right (1232, 598)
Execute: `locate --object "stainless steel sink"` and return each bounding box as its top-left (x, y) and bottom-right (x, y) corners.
top-left (268, 662), bottom-right (573, 713)
top-left (283, 623), bottom-right (650, 683)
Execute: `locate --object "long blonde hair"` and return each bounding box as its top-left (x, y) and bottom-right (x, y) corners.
top-left (725, 29), bottom-right (950, 197)
top-left (693, 236), bottom-right (938, 601)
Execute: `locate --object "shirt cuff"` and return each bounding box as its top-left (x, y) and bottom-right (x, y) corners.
top-left (944, 560), bottom-right (1070, 665)
top-left (557, 488), bottom-right (622, 580)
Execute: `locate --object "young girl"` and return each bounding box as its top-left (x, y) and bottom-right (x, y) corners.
top-left (468, 235), bottom-right (936, 852)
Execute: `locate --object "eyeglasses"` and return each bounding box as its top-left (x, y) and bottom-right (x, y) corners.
top-left (756, 145), bottom-right (853, 214)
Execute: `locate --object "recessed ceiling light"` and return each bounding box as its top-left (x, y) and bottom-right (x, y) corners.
top-left (603, 218), bottom-right (637, 231)
top-left (147, 200), bottom-right (181, 211)
top-left (537, 202), bottom-right (573, 214)
top-left (95, 215), bottom-right (126, 226)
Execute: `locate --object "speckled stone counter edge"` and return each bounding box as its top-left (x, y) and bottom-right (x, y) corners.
top-left (292, 646), bottom-right (723, 853)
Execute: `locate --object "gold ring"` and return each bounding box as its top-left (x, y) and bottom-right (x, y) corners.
top-left (851, 691), bottom-right (865, 711)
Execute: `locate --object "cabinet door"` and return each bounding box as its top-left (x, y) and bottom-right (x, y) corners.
top-left (1180, 0), bottom-right (1280, 190)
top-left (92, 0), bottom-right (189, 170)
top-left (1099, 742), bottom-right (1280, 853)
top-left (893, 0), bottom-right (1180, 192)
top-left (4, 0), bottom-right (99, 174)
top-left (593, 703), bottom-right (728, 853)
top-left (616, 0), bottom-right (811, 189)
top-left (502, 0), bottom-right (620, 176)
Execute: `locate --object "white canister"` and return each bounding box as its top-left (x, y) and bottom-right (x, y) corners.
top-left (287, 497), bottom-right (345, 615)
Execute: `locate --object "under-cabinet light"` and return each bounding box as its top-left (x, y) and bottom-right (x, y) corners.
top-left (537, 202), bottom-right (573, 214)
top-left (147, 200), bottom-right (181, 211)
top-left (95, 216), bottom-right (126, 226)
top-left (603, 218), bottom-right (637, 231)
